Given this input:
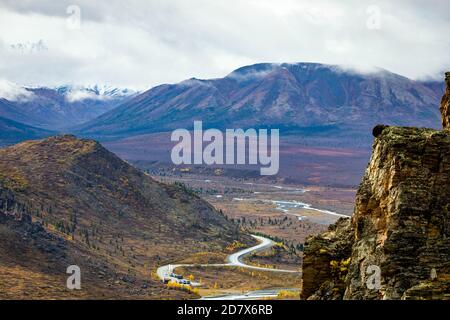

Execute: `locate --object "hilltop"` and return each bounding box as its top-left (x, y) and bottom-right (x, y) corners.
top-left (0, 135), bottom-right (250, 299)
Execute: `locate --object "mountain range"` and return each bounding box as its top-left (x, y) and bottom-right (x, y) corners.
top-left (0, 63), bottom-right (446, 185)
top-left (0, 63), bottom-right (445, 145)
top-left (0, 81), bottom-right (137, 135)
top-left (76, 63), bottom-right (444, 141)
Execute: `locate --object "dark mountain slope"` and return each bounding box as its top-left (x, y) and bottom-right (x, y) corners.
top-left (0, 116), bottom-right (54, 146)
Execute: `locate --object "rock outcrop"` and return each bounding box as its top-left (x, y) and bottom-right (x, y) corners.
top-left (302, 125), bottom-right (450, 300)
top-left (440, 72), bottom-right (450, 130)
top-left (302, 77), bottom-right (450, 300)
top-left (301, 218), bottom-right (353, 299)
top-left (346, 126), bottom-right (450, 299)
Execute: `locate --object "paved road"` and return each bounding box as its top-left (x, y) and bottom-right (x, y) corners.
top-left (226, 235), bottom-right (300, 273)
top-left (200, 288), bottom-right (300, 300)
top-left (200, 289), bottom-right (279, 300)
top-left (156, 234), bottom-right (300, 287)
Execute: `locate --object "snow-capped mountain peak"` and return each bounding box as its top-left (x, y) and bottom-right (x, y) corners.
top-left (55, 84), bottom-right (137, 102)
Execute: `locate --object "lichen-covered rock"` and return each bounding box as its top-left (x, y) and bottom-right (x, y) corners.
top-left (301, 218), bottom-right (353, 300)
top-left (345, 126), bottom-right (450, 299)
top-left (302, 126), bottom-right (450, 300)
top-left (401, 277), bottom-right (450, 300)
top-left (440, 72), bottom-right (450, 130)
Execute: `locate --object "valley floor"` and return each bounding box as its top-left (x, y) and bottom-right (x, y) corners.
top-left (150, 171), bottom-right (355, 299)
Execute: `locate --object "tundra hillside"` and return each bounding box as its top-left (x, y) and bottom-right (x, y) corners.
top-left (0, 135), bottom-right (250, 299)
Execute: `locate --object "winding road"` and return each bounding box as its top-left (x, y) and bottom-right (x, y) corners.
top-left (226, 235), bottom-right (299, 272)
top-left (156, 235), bottom-right (300, 299)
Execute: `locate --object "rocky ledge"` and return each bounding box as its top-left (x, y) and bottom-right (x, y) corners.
top-left (302, 125), bottom-right (450, 300)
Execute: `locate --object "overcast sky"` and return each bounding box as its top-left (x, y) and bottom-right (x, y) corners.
top-left (0, 0), bottom-right (449, 90)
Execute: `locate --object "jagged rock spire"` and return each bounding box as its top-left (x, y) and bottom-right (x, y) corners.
top-left (440, 72), bottom-right (450, 130)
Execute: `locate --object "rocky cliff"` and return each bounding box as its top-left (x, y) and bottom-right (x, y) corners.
top-left (440, 72), bottom-right (450, 130)
top-left (301, 217), bottom-right (353, 299)
top-left (302, 74), bottom-right (450, 300)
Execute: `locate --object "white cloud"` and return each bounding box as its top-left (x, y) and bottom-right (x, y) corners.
top-left (0, 79), bottom-right (35, 101)
top-left (65, 90), bottom-right (107, 102)
top-left (0, 0), bottom-right (449, 90)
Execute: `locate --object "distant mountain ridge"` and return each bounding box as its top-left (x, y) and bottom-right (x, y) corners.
top-left (0, 116), bottom-right (55, 146)
top-left (76, 62), bottom-right (444, 141)
top-left (0, 81), bottom-right (137, 133)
